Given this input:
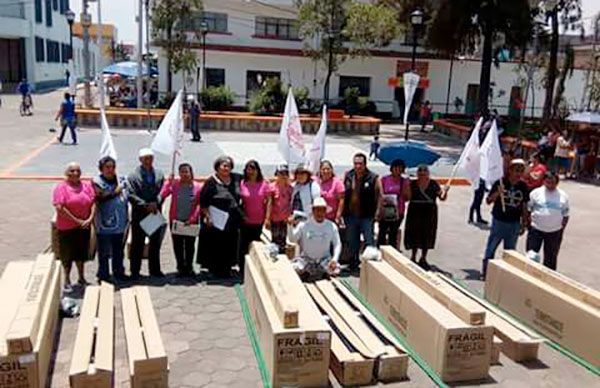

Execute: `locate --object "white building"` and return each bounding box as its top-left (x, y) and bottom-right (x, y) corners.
top-left (155, 0), bottom-right (588, 117)
top-left (0, 0), bottom-right (101, 91)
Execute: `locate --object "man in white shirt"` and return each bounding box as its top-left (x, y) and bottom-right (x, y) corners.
top-left (525, 171), bottom-right (569, 270)
top-left (288, 197), bottom-right (341, 281)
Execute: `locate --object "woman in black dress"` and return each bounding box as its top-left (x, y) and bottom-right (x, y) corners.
top-left (197, 156), bottom-right (244, 278)
top-left (404, 165), bottom-right (449, 269)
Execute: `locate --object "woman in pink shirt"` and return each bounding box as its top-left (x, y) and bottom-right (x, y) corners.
top-left (52, 162), bottom-right (96, 290)
top-left (269, 164), bottom-right (293, 253)
top-left (317, 160), bottom-right (345, 225)
top-left (160, 163), bottom-right (201, 277)
top-left (239, 160), bottom-right (272, 274)
top-left (377, 159), bottom-right (410, 249)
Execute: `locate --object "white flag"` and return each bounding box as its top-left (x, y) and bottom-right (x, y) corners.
top-left (455, 117), bottom-right (483, 185)
top-left (403, 72), bottom-right (420, 125)
top-left (99, 108), bottom-right (117, 160)
top-left (479, 120), bottom-right (504, 188)
top-left (278, 88), bottom-right (305, 166)
top-left (307, 105), bottom-right (327, 174)
top-left (151, 90), bottom-right (184, 156)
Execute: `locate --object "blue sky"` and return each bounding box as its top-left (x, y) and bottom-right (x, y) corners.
top-left (70, 0), bottom-right (600, 45)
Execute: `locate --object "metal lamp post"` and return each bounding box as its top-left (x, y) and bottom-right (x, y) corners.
top-left (65, 9), bottom-right (75, 60)
top-left (404, 9), bottom-right (423, 141)
top-left (201, 21), bottom-right (208, 91)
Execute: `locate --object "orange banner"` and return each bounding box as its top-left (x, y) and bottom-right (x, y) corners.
top-left (396, 60), bottom-right (429, 78)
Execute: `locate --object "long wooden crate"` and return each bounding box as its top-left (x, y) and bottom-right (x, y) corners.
top-left (503, 250), bottom-right (600, 311)
top-left (244, 244), bottom-right (331, 387)
top-left (485, 259), bottom-right (600, 368)
top-left (0, 259), bottom-right (61, 388)
top-left (69, 282), bottom-right (115, 387)
top-left (436, 273), bottom-right (544, 362)
top-left (121, 286), bottom-right (168, 387)
top-left (380, 246), bottom-right (486, 325)
top-left (360, 259), bottom-right (494, 382)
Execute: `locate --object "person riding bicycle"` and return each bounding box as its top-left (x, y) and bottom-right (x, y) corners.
top-left (17, 79), bottom-right (32, 106)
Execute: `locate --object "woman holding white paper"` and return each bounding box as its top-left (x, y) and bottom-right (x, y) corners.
top-left (198, 156), bottom-right (243, 278)
top-left (160, 163), bottom-right (201, 277)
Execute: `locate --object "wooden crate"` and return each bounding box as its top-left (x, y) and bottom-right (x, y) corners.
top-left (69, 282), bottom-right (115, 387)
top-left (121, 286), bottom-right (168, 387)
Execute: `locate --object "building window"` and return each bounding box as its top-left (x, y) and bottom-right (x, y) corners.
top-left (59, 0), bottom-right (69, 14)
top-left (35, 0), bottom-right (43, 23)
top-left (52, 0), bottom-right (58, 11)
top-left (255, 17), bottom-right (299, 40)
top-left (338, 76), bottom-right (371, 97)
top-left (61, 43), bottom-right (70, 63)
top-left (206, 68), bottom-right (225, 87)
top-left (181, 12), bottom-right (227, 33)
top-left (35, 37), bottom-right (45, 62)
top-left (45, 0), bottom-right (52, 27)
top-left (246, 70), bottom-right (280, 96)
top-left (46, 40), bottom-right (60, 62)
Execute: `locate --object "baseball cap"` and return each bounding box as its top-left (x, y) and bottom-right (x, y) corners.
top-left (138, 148), bottom-right (154, 158)
top-left (275, 164), bottom-right (289, 174)
top-left (312, 197), bottom-right (327, 208)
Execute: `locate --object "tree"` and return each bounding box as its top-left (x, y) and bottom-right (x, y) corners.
top-left (296, 0), bottom-right (399, 103)
top-left (552, 44), bottom-right (575, 114)
top-left (538, 0), bottom-right (582, 121)
top-left (152, 0), bottom-right (202, 93)
top-left (427, 0), bottom-right (532, 113)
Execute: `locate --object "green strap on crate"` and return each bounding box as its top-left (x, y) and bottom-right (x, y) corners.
top-left (235, 284), bottom-right (273, 388)
top-left (339, 278), bottom-right (448, 388)
top-left (443, 275), bottom-right (600, 377)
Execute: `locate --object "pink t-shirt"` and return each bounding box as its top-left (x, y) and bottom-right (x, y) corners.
top-left (270, 182), bottom-right (292, 222)
top-left (240, 180), bottom-right (272, 225)
top-left (381, 175), bottom-right (408, 216)
top-left (52, 181), bottom-right (95, 231)
top-left (318, 177), bottom-right (344, 220)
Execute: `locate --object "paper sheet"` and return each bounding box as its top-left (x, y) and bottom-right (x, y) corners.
top-left (140, 212), bottom-right (167, 236)
top-left (209, 206), bottom-right (229, 231)
top-left (171, 220), bottom-right (201, 237)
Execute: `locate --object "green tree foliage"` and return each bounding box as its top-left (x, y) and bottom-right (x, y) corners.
top-left (200, 85), bottom-right (235, 111)
top-left (151, 0), bottom-right (203, 93)
top-left (427, 0), bottom-right (532, 113)
top-left (296, 0), bottom-right (399, 103)
top-left (249, 78), bottom-right (310, 114)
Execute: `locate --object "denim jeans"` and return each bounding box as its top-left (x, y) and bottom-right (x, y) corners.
top-left (482, 218), bottom-right (520, 276)
top-left (59, 118), bottom-right (77, 144)
top-left (344, 216), bottom-right (375, 268)
top-left (97, 233), bottom-right (125, 280)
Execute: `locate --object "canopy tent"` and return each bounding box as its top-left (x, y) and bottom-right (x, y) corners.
top-left (102, 61), bottom-right (158, 78)
top-left (566, 111), bottom-right (600, 124)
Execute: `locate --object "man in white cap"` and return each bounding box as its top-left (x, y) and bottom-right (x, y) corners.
top-left (482, 158), bottom-right (529, 279)
top-left (287, 197), bottom-right (341, 281)
top-left (127, 148), bottom-right (166, 279)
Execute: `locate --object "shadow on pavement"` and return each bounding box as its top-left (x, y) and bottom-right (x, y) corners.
top-left (462, 268), bottom-right (484, 282)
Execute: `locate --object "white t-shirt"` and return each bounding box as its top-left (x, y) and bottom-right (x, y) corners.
top-left (292, 181), bottom-right (321, 214)
top-left (528, 187), bottom-right (569, 233)
top-left (554, 136), bottom-right (570, 158)
top-left (288, 218), bottom-right (341, 263)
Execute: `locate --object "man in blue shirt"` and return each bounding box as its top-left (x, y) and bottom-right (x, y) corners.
top-left (55, 92), bottom-right (77, 145)
top-left (17, 78), bottom-right (32, 114)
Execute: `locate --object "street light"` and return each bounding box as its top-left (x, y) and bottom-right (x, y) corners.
top-left (200, 21), bottom-right (208, 91)
top-left (65, 9), bottom-right (75, 60)
top-left (404, 9), bottom-right (423, 141)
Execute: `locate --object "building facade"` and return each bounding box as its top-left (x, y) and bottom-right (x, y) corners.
top-left (0, 0), bottom-right (100, 91)
top-left (72, 22), bottom-right (117, 66)
top-left (155, 0), bottom-right (589, 117)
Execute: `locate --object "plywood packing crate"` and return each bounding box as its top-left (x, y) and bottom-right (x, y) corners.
top-left (244, 246), bottom-right (331, 387)
top-left (503, 250), bottom-right (600, 310)
top-left (380, 246), bottom-right (486, 325)
top-left (359, 259), bottom-right (494, 382)
top-left (121, 286), bottom-right (168, 387)
top-left (69, 282), bottom-right (114, 387)
top-left (485, 259), bottom-right (600, 368)
top-left (0, 259), bottom-right (61, 388)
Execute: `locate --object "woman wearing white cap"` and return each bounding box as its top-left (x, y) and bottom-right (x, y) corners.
top-left (127, 148), bottom-right (166, 279)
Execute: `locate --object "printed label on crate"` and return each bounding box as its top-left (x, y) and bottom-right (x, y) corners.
top-left (277, 336), bottom-right (327, 362)
top-left (0, 358), bottom-right (32, 387)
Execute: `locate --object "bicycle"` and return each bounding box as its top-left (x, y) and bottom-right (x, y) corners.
top-left (19, 95), bottom-right (32, 116)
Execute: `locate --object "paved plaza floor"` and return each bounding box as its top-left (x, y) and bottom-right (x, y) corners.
top-left (0, 92), bottom-right (599, 387)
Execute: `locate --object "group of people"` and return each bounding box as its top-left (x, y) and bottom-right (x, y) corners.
top-left (52, 150), bottom-right (453, 288)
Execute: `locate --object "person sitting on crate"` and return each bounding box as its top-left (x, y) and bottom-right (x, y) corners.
top-left (287, 197), bottom-right (341, 281)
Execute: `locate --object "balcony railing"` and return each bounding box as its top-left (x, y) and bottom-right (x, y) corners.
top-left (0, 3), bottom-right (25, 19)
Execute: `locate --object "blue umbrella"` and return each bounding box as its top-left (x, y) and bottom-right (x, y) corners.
top-left (378, 140), bottom-right (441, 168)
top-left (102, 61), bottom-right (158, 78)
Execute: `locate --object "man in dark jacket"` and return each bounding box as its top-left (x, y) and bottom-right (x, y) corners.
top-left (343, 153), bottom-right (382, 271)
top-left (127, 148), bottom-right (166, 279)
